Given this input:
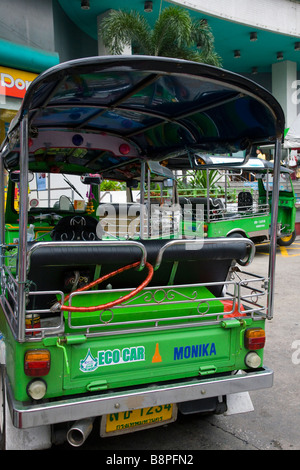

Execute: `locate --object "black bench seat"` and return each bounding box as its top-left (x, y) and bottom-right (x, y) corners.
top-left (26, 238), bottom-right (250, 311)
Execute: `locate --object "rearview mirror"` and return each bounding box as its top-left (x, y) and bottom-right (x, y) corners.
top-left (9, 170), bottom-right (34, 183)
top-left (80, 173), bottom-right (102, 185)
top-left (190, 150), bottom-right (252, 169)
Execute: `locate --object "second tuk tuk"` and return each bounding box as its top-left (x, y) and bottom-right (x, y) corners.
top-left (174, 156), bottom-right (296, 246)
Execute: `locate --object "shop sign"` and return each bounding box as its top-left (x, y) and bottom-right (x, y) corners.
top-left (0, 65), bottom-right (38, 99)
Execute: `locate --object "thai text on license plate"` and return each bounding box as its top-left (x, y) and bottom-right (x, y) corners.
top-left (100, 404), bottom-right (177, 436)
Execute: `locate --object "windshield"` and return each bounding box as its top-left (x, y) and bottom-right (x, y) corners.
top-left (14, 173), bottom-right (100, 215)
top-left (8, 170), bottom-right (183, 240)
top-left (27, 173), bottom-right (88, 212)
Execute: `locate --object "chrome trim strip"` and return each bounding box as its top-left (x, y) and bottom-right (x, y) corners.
top-left (7, 366), bottom-right (273, 429)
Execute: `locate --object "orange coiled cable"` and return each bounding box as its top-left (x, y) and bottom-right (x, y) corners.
top-left (60, 261), bottom-right (154, 312)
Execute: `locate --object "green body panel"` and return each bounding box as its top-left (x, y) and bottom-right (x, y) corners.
top-left (0, 297), bottom-right (265, 401)
top-left (62, 286), bottom-right (223, 332)
top-left (4, 224), bottom-right (53, 245)
top-left (276, 192), bottom-right (296, 234)
top-left (206, 214), bottom-right (270, 238)
top-left (0, 308), bottom-right (64, 402)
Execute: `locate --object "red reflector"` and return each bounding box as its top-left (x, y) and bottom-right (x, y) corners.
top-left (24, 350), bottom-right (50, 377)
top-left (244, 328), bottom-right (266, 350)
top-left (119, 143), bottom-right (130, 155)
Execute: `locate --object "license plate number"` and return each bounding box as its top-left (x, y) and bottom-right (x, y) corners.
top-left (100, 404), bottom-right (177, 437)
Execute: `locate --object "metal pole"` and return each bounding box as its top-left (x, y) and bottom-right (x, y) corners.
top-left (0, 154), bottom-right (5, 271)
top-left (140, 161), bottom-right (145, 239)
top-left (147, 168), bottom-right (151, 238)
top-left (206, 169), bottom-right (210, 222)
top-left (17, 115), bottom-right (29, 341)
top-left (267, 137), bottom-right (282, 320)
top-left (224, 170), bottom-right (228, 210)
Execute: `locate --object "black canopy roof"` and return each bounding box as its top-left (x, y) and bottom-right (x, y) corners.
top-left (1, 56), bottom-right (285, 180)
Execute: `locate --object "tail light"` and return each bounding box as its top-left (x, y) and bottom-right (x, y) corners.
top-left (244, 328), bottom-right (265, 350)
top-left (24, 349), bottom-right (51, 376)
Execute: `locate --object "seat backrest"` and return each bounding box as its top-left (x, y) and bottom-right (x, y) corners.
top-left (97, 203), bottom-right (142, 238)
top-left (238, 191), bottom-right (253, 211)
top-left (27, 238), bottom-right (248, 311)
top-left (50, 215), bottom-right (99, 241)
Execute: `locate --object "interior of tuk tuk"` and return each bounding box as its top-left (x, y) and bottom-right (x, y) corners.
top-left (0, 56), bottom-right (286, 336)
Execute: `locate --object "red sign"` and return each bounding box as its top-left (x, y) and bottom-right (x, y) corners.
top-left (0, 66), bottom-right (38, 99)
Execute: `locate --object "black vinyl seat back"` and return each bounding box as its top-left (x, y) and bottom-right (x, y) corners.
top-left (26, 239), bottom-right (248, 311)
top-left (238, 191), bottom-right (253, 211)
top-left (179, 197), bottom-right (224, 220)
top-left (50, 215), bottom-right (100, 241)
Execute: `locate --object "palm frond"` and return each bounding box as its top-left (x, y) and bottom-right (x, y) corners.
top-left (100, 10), bottom-right (152, 55)
top-left (152, 6), bottom-right (193, 55)
top-left (99, 6), bottom-right (222, 67)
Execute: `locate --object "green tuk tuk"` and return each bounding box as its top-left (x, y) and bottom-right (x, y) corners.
top-left (0, 56), bottom-right (284, 449)
top-left (174, 156), bottom-right (296, 246)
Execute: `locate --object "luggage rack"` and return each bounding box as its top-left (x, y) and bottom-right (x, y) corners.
top-left (1, 237), bottom-right (266, 340)
top-left (22, 267), bottom-right (267, 340)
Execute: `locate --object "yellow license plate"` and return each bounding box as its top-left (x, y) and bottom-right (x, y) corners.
top-left (100, 404), bottom-right (177, 437)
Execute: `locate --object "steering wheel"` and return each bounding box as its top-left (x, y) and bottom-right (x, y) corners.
top-left (57, 261), bottom-right (154, 313)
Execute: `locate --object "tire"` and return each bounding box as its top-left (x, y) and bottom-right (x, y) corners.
top-left (227, 232), bottom-right (244, 239)
top-left (277, 230), bottom-right (296, 247)
top-left (227, 232), bottom-right (249, 266)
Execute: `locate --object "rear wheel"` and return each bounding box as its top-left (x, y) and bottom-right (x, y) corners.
top-left (227, 232), bottom-right (244, 239)
top-left (227, 232), bottom-right (249, 266)
top-left (277, 230), bottom-right (296, 247)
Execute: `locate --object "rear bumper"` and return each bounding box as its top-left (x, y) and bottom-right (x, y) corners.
top-left (8, 366), bottom-right (273, 429)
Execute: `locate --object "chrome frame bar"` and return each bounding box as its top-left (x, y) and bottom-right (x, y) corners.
top-left (23, 270), bottom-right (266, 339)
top-left (17, 115), bottom-right (29, 341)
top-left (0, 151), bottom-right (5, 271)
top-left (267, 137), bottom-right (282, 319)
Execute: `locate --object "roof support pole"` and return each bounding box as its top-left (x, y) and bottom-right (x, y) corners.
top-left (17, 114), bottom-right (29, 341)
top-left (267, 136), bottom-right (282, 320)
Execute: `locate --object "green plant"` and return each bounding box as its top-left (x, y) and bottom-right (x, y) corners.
top-left (100, 6), bottom-right (221, 66)
top-left (100, 180), bottom-right (125, 191)
top-left (177, 169), bottom-right (222, 192)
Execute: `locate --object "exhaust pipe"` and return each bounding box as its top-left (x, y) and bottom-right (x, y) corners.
top-left (67, 418), bottom-right (94, 447)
